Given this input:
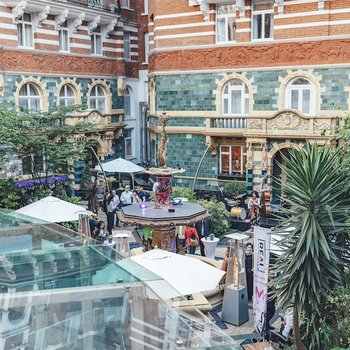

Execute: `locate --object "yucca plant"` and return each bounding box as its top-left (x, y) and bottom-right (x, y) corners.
top-left (271, 143), bottom-right (350, 349)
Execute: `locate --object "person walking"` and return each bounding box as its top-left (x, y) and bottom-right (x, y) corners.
top-left (106, 190), bottom-right (120, 234)
top-left (184, 224), bottom-right (199, 254)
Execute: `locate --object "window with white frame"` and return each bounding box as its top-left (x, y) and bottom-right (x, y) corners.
top-left (124, 32), bottom-right (131, 59)
top-left (89, 85), bottom-right (106, 113)
top-left (252, 0), bottom-right (273, 40)
top-left (91, 26), bottom-right (102, 55)
top-left (59, 84), bottom-right (76, 106)
top-left (222, 79), bottom-right (249, 115)
top-left (220, 145), bottom-right (246, 175)
top-left (18, 83), bottom-right (41, 111)
top-left (216, 4), bottom-right (236, 43)
top-left (17, 13), bottom-right (33, 48)
top-left (285, 77), bottom-right (315, 115)
top-left (124, 129), bottom-right (133, 157)
top-left (124, 87), bottom-right (131, 118)
top-left (144, 32), bottom-right (149, 63)
top-left (121, 0), bottom-right (130, 9)
top-left (59, 21), bottom-right (69, 52)
top-left (143, 0), bottom-right (148, 14)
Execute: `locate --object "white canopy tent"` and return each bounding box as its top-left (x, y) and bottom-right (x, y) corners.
top-left (117, 249), bottom-right (225, 300)
top-left (94, 157), bottom-right (145, 189)
top-left (15, 196), bottom-right (91, 223)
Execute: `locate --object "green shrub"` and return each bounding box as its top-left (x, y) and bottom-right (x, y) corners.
top-left (171, 187), bottom-right (196, 202)
top-left (0, 179), bottom-right (20, 209)
top-left (223, 181), bottom-right (246, 198)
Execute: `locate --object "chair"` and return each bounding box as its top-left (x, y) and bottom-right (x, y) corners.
top-left (269, 330), bottom-right (292, 347)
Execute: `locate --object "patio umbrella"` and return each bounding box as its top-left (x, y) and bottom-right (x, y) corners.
top-left (94, 157), bottom-right (144, 189)
top-left (15, 196), bottom-right (91, 223)
top-left (117, 249), bottom-right (225, 300)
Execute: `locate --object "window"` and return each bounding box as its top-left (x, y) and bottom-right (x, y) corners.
top-left (124, 129), bottom-right (133, 157)
top-left (124, 32), bottom-right (131, 59)
top-left (90, 85), bottom-right (106, 113)
top-left (18, 83), bottom-right (41, 111)
top-left (220, 145), bottom-right (246, 175)
top-left (143, 0), bottom-right (148, 14)
top-left (121, 0), bottom-right (130, 8)
top-left (252, 1), bottom-right (273, 40)
top-left (222, 79), bottom-right (249, 115)
top-left (124, 87), bottom-right (131, 118)
top-left (59, 21), bottom-right (69, 52)
top-left (285, 78), bottom-right (314, 115)
top-left (59, 84), bottom-right (75, 106)
top-left (144, 32), bottom-right (149, 63)
top-left (216, 5), bottom-right (236, 43)
top-left (17, 13), bottom-right (33, 48)
top-left (91, 26), bottom-right (102, 55)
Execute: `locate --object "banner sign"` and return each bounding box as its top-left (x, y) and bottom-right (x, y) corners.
top-left (253, 226), bottom-right (271, 333)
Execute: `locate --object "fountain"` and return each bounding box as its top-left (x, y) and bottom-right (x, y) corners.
top-left (119, 112), bottom-right (209, 253)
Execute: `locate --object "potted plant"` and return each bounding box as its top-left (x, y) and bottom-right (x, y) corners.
top-left (208, 233), bottom-right (215, 241)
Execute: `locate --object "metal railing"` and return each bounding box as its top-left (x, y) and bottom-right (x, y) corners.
top-left (210, 117), bottom-right (247, 129)
top-left (55, 0), bottom-right (121, 14)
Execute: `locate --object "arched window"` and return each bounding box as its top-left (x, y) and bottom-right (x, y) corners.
top-left (89, 85), bottom-right (106, 113)
top-left (18, 83), bottom-right (41, 111)
top-left (222, 79), bottom-right (249, 115)
top-left (59, 84), bottom-right (76, 106)
top-left (285, 77), bottom-right (314, 115)
top-left (124, 86), bottom-right (131, 118)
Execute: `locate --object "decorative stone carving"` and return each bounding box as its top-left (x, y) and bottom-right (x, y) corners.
top-left (55, 9), bottom-right (69, 31)
top-left (236, 0), bottom-right (245, 18)
top-left (248, 119), bottom-right (263, 129)
top-left (12, 0), bottom-right (27, 23)
top-left (88, 15), bottom-right (101, 35)
top-left (275, 0), bottom-right (283, 14)
top-left (71, 13), bottom-right (85, 34)
top-left (206, 136), bottom-right (217, 156)
top-left (104, 18), bottom-right (119, 38)
top-left (267, 110), bottom-right (309, 131)
top-left (118, 76), bottom-right (126, 96)
top-left (34, 5), bottom-right (50, 29)
top-left (314, 120), bottom-right (330, 131)
top-left (87, 111), bottom-right (102, 124)
top-left (188, 0), bottom-right (209, 22)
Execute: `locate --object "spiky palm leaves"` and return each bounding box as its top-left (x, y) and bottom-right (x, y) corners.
top-left (271, 143), bottom-right (350, 349)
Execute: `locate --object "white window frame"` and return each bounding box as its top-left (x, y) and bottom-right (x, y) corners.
top-left (285, 77), bottom-right (315, 116)
top-left (216, 4), bottom-right (236, 43)
top-left (222, 79), bottom-right (249, 116)
top-left (124, 129), bottom-right (133, 158)
top-left (59, 84), bottom-right (76, 106)
top-left (143, 0), bottom-right (148, 14)
top-left (91, 26), bottom-right (102, 56)
top-left (219, 145), bottom-right (246, 175)
top-left (59, 21), bottom-right (69, 52)
top-left (18, 83), bottom-right (41, 111)
top-left (144, 32), bottom-right (149, 64)
top-left (89, 85), bottom-right (106, 113)
top-left (252, 0), bottom-right (274, 41)
top-left (124, 86), bottom-right (131, 118)
top-left (121, 0), bottom-right (130, 9)
top-left (123, 32), bottom-right (131, 60)
top-left (17, 13), bottom-right (33, 48)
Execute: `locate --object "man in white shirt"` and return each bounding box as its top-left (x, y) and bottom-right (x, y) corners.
top-left (120, 185), bottom-right (134, 206)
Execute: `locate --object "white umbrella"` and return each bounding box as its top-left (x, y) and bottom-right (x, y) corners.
top-left (95, 157), bottom-right (144, 173)
top-left (15, 196), bottom-right (91, 223)
top-left (117, 249), bottom-right (225, 300)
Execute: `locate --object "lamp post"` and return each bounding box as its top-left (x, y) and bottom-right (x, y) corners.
top-left (221, 232), bottom-right (249, 326)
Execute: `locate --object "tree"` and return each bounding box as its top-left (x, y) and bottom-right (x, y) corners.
top-left (271, 143), bottom-right (350, 349)
top-left (0, 102), bottom-right (95, 187)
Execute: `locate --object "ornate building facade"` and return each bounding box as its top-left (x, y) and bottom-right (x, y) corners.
top-left (0, 0), bottom-right (149, 190)
top-left (148, 0), bottom-right (349, 197)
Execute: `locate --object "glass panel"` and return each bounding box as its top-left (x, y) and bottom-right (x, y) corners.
top-left (253, 15), bottom-right (262, 39)
top-left (221, 153), bottom-right (230, 173)
top-left (231, 146), bottom-right (241, 172)
top-left (230, 79), bottom-right (241, 86)
top-left (291, 90), bottom-right (299, 110)
top-left (125, 138), bottom-right (132, 157)
top-left (96, 35), bottom-right (101, 55)
top-left (292, 78), bottom-right (310, 85)
top-left (244, 97), bottom-right (249, 114)
top-left (264, 13), bottom-right (272, 38)
top-left (23, 13), bottom-right (31, 21)
top-left (302, 89), bottom-right (311, 114)
top-left (228, 17), bottom-right (236, 41)
top-left (66, 85), bottom-right (74, 97)
top-left (19, 85), bottom-right (27, 96)
top-left (17, 23), bottom-right (23, 46)
top-left (217, 18), bottom-right (225, 42)
top-left (231, 90), bottom-right (242, 114)
top-left (25, 24), bottom-right (33, 47)
top-left (223, 98), bottom-right (228, 114)
top-left (125, 95), bottom-right (130, 117)
top-left (18, 98), bottom-right (28, 110)
top-left (223, 85), bottom-right (228, 94)
top-left (29, 84), bottom-right (38, 96)
top-left (254, 1), bottom-right (273, 10)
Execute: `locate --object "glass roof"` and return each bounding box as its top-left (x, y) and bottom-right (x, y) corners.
top-left (0, 210), bottom-right (239, 349)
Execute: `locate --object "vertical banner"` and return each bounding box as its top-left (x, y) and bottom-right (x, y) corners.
top-left (253, 226), bottom-right (271, 334)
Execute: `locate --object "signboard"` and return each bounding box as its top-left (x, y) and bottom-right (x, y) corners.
top-left (253, 226), bottom-right (271, 333)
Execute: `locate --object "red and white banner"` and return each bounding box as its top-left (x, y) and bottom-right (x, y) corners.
top-left (253, 226), bottom-right (271, 334)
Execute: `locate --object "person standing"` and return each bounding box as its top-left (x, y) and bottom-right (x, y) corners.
top-left (248, 190), bottom-right (261, 226)
top-left (217, 184), bottom-right (226, 202)
top-left (120, 185), bottom-right (134, 206)
top-left (244, 242), bottom-right (254, 301)
top-left (195, 218), bottom-right (212, 257)
top-left (184, 224), bottom-right (199, 254)
top-left (106, 190), bottom-right (120, 234)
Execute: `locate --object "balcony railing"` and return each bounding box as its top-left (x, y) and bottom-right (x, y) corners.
top-left (55, 0), bottom-right (121, 13)
top-left (210, 118), bottom-right (247, 129)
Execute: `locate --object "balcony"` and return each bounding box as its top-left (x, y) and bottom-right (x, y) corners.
top-left (210, 117), bottom-right (247, 129)
top-left (55, 0), bottom-right (121, 13)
